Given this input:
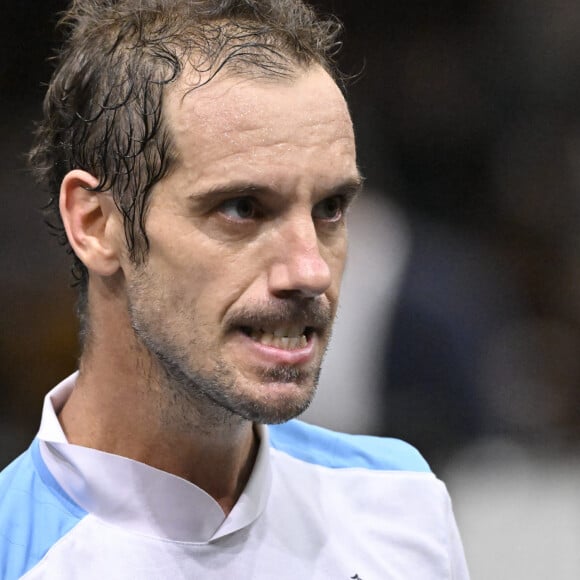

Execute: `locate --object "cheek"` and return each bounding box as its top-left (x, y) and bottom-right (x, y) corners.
top-left (323, 241), bottom-right (347, 312)
top-left (164, 248), bottom-right (258, 320)
top-left (326, 234), bottom-right (348, 282)
top-left (147, 226), bottom-right (225, 283)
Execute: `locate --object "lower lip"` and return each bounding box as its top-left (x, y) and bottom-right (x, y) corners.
top-left (233, 332), bottom-right (317, 366)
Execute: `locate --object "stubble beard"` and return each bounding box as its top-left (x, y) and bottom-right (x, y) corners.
top-left (166, 355), bottom-right (321, 427)
top-left (126, 293), bottom-right (327, 430)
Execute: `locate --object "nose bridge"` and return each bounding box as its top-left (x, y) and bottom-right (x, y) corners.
top-left (288, 211), bottom-right (318, 252)
top-left (269, 212), bottom-right (332, 297)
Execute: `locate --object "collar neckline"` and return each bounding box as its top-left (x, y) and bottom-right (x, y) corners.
top-left (37, 372), bottom-right (272, 543)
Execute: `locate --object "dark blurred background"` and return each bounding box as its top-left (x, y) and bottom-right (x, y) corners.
top-left (1, 0), bottom-right (79, 463)
top-left (2, 2), bottom-right (580, 577)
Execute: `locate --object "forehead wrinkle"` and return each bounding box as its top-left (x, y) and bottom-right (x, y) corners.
top-left (160, 65), bottom-right (356, 193)
top-left (166, 64), bottom-right (350, 144)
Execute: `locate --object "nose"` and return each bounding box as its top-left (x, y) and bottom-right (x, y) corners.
top-left (268, 217), bottom-right (333, 299)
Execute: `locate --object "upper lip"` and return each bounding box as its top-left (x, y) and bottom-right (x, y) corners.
top-left (227, 300), bottom-right (331, 337)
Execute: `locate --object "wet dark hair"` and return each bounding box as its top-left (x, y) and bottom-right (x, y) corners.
top-left (29, 0), bottom-right (343, 328)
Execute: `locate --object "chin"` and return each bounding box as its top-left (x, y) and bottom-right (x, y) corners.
top-left (226, 377), bottom-right (318, 425)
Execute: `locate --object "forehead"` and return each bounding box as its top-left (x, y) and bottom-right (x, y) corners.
top-left (162, 65), bottom-right (357, 183)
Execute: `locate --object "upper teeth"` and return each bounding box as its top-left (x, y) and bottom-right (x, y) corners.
top-left (248, 326), bottom-right (308, 349)
top-left (272, 326), bottom-right (304, 338)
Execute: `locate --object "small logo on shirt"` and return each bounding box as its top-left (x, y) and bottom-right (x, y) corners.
top-left (351, 575), bottom-right (363, 580)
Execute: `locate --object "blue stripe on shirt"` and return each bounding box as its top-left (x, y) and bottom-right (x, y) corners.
top-left (0, 439), bottom-right (86, 580)
top-left (268, 420), bottom-right (431, 472)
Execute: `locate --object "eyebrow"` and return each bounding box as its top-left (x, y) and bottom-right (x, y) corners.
top-left (328, 176), bottom-right (365, 203)
top-left (190, 175), bottom-right (365, 204)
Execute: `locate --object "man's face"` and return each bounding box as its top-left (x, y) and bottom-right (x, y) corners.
top-left (122, 65), bottom-right (360, 425)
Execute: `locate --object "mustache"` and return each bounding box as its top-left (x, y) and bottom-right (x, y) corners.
top-left (225, 298), bottom-right (333, 331)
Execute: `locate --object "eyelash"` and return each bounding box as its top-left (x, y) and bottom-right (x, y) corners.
top-left (312, 196), bottom-right (346, 222)
top-left (218, 197), bottom-right (261, 221)
top-left (216, 195), bottom-right (347, 223)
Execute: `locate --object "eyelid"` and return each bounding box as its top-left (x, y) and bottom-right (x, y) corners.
top-left (217, 196), bottom-right (261, 221)
top-left (312, 194), bottom-right (347, 222)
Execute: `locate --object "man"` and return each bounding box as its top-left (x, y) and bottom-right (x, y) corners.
top-left (0, 0), bottom-right (469, 578)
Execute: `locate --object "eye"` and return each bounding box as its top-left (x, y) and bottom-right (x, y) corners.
top-left (312, 196), bottom-right (344, 222)
top-left (218, 197), bottom-right (259, 221)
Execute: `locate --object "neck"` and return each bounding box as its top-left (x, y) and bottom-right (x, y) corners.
top-left (58, 277), bottom-right (257, 515)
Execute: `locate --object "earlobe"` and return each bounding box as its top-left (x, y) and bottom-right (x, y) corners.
top-left (59, 170), bottom-right (121, 277)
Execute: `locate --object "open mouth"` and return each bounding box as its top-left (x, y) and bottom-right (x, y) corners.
top-left (240, 325), bottom-right (313, 350)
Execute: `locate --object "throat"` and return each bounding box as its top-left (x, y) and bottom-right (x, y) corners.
top-left (59, 371), bottom-right (260, 515)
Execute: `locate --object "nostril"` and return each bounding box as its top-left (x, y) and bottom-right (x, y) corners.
top-left (267, 247), bottom-right (333, 298)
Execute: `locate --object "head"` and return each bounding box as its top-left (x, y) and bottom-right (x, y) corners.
top-left (32, 0), bottom-right (360, 426)
top-left (30, 0), bottom-right (344, 335)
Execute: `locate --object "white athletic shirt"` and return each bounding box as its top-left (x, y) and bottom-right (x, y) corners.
top-left (0, 373), bottom-right (469, 579)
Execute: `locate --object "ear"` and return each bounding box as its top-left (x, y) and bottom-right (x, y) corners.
top-left (59, 170), bottom-right (122, 277)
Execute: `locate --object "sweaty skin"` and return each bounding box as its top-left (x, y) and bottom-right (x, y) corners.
top-left (58, 65), bottom-right (360, 513)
